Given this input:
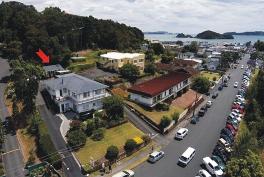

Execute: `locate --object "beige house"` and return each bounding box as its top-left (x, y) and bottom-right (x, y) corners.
top-left (100, 52), bottom-right (145, 72)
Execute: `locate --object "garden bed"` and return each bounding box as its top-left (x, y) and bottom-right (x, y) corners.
top-left (200, 71), bottom-right (221, 82)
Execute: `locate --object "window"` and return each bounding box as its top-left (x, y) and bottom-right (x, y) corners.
top-left (72, 92), bottom-right (77, 98)
top-left (134, 60), bottom-right (138, 63)
top-left (83, 92), bottom-right (90, 98)
top-left (169, 88), bottom-right (173, 94)
top-left (93, 102), bottom-right (96, 107)
top-left (139, 59), bottom-right (144, 62)
top-left (95, 89), bottom-right (101, 95)
top-left (121, 59), bottom-right (123, 62)
top-left (63, 88), bottom-right (67, 93)
top-left (183, 80), bottom-right (188, 85)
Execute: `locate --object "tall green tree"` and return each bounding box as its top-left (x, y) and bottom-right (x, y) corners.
top-left (191, 76), bottom-right (210, 94)
top-left (102, 96), bottom-right (124, 121)
top-left (120, 63), bottom-right (140, 82)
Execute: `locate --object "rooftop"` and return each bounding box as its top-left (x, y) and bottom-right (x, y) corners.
top-left (128, 71), bottom-right (191, 97)
top-left (100, 52), bottom-right (144, 60)
top-left (45, 73), bottom-right (108, 94)
top-left (43, 64), bottom-right (64, 72)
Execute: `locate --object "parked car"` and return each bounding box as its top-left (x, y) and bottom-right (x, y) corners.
top-left (202, 157), bottom-right (224, 176)
top-left (217, 138), bottom-right (232, 153)
top-left (175, 128), bottom-right (188, 140)
top-left (224, 125), bottom-right (236, 136)
top-left (206, 101), bottom-right (213, 108)
top-left (218, 85), bottom-right (223, 91)
top-left (234, 82), bottom-right (238, 88)
top-left (221, 128), bottom-right (235, 139)
top-left (223, 82), bottom-right (228, 87)
top-left (241, 65), bottom-right (244, 69)
top-left (211, 156), bottom-right (226, 171)
top-left (212, 147), bottom-right (228, 163)
top-left (148, 151), bottom-right (165, 163)
top-left (198, 107), bottom-right (206, 117)
top-left (178, 147), bottom-right (196, 166)
top-left (197, 169), bottom-right (212, 177)
top-left (191, 116), bottom-right (199, 124)
top-left (212, 92), bottom-right (219, 99)
top-left (112, 170), bottom-right (135, 177)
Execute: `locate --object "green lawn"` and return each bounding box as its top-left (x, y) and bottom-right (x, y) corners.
top-left (200, 71), bottom-right (221, 82)
top-left (75, 122), bottom-right (144, 165)
top-left (125, 101), bottom-right (183, 125)
top-left (68, 50), bottom-right (108, 72)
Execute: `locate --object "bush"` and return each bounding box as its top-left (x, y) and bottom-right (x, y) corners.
top-left (105, 145), bottom-right (119, 162)
top-left (66, 129), bottom-right (87, 148)
top-left (91, 128), bottom-right (105, 141)
top-left (120, 63), bottom-right (140, 82)
top-left (159, 116), bottom-right (171, 130)
top-left (124, 139), bottom-right (137, 154)
top-left (103, 96), bottom-right (124, 121)
top-left (70, 120), bottom-right (82, 130)
top-left (86, 119), bottom-right (95, 136)
top-left (155, 102), bottom-right (169, 111)
top-left (213, 76), bottom-right (217, 81)
top-left (171, 112), bottom-right (180, 123)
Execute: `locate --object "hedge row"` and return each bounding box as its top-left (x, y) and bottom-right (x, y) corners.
top-left (68, 63), bottom-right (96, 72)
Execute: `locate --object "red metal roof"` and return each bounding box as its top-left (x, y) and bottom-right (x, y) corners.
top-left (128, 72), bottom-right (191, 97)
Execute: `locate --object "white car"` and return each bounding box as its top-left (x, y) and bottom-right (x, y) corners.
top-left (234, 82), bottom-right (238, 88)
top-left (241, 65), bottom-right (244, 69)
top-left (175, 128), bottom-right (188, 140)
top-left (112, 170), bottom-right (135, 177)
top-left (206, 101), bottom-right (213, 108)
top-left (148, 151), bottom-right (165, 163)
top-left (203, 157), bottom-right (223, 176)
top-left (198, 169), bottom-right (212, 177)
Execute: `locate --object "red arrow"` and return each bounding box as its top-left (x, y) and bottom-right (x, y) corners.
top-left (36, 49), bottom-right (50, 64)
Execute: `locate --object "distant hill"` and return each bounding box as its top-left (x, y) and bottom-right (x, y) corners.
top-left (224, 31), bottom-right (264, 36)
top-left (144, 31), bottom-right (169, 34)
top-left (176, 33), bottom-right (193, 38)
top-left (196, 30), bottom-right (234, 39)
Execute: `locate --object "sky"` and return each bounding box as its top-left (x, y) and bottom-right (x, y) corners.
top-left (3, 0), bottom-right (264, 34)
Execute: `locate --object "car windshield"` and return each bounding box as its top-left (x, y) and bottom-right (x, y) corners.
top-left (123, 171), bottom-right (130, 175)
top-left (215, 165), bottom-right (221, 171)
top-left (180, 156), bottom-right (187, 161)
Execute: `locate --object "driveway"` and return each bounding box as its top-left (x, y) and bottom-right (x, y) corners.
top-left (0, 57), bottom-right (25, 177)
top-left (134, 55), bottom-right (249, 177)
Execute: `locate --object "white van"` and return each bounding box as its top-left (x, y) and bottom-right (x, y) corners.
top-left (203, 157), bottom-right (223, 176)
top-left (178, 147), bottom-right (196, 166)
top-left (148, 151), bottom-right (165, 163)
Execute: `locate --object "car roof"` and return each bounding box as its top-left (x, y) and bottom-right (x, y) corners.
top-left (178, 128), bottom-right (187, 133)
top-left (150, 151), bottom-right (162, 157)
top-left (182, 147), bottom-right (195, 158)
top-left (203, 157), bottom-right (218, 167)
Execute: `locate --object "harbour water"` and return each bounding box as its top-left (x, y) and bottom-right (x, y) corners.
top-left (144, 34), bottom-right (264, 44)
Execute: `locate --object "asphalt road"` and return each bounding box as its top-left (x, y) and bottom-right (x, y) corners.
top-left (135, 55), bottom-right (249, 177)
top-left (38, 104), bottom-right (85, 177)
top-left (0, 58), bottom-right (25, 177)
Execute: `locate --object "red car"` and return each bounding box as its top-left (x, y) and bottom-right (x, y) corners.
top-left (226, 123), bottom-right (238, 131)
top-left (226, 124), bottom-right (237, 135)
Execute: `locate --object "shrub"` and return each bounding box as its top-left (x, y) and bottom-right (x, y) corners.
top-left (124, 139), bottom-right (137, 154)
top-left (91, 128), bottom-right (105, 141)
top-left (66, 129), bottom-right (87, 148)
top-left (70, 120), bottom-right (82, 130)
top-left (86, 119), bottom-right (95, 136)
top-left (103, 96), bottom-right (124, 121)
top-left (155, 102), bottom-right (169, 111)
top-left (213, 76), bottom-right (217, 81)
top-left (171, 112), bottom-right (180, 123)
top-left (105, 145), bottom-right (119, 162)
top-left (159, 116), bottom-right (171, 130)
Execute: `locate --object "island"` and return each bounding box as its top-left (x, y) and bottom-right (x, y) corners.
top-left (196, 30), bottom-right (234, 39)
top-left (176, 33), bottom-right (193, 38)
top-left (224, 31), bottom-right (264, 36)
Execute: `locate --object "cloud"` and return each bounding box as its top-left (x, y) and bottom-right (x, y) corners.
top-left (4, 0), bottom-right (264, 33)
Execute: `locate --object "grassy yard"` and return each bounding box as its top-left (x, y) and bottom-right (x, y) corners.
top-left (200, 71), bottom-right (221, 82)
top-left (68, 50), bottom-right (109, 72)
top-left (75, 122), bottom-right (144, 165)
top-left (125, 101), bottom-right (183, 125)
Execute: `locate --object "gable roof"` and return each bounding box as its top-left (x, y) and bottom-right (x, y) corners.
top-left (128, 72), bottom-right (191, 97)
top-left (45, 73), bottom-right (108, 94)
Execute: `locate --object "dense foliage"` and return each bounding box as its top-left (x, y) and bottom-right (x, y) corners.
top-left (254, 40), bottom-right (264, 52)
top-left (220, 51), bottom-right (241, 69)
top-left (105, 145), bottom-right (119, 161)
top-left (102, 96), bottom-right (124, 121)
top-left (182, 41), bottom-right (199, 53)
top-left (191, 76), bottom-right (210, 94)
top-left (66, 129), bottom-right (87, 148)
top-left (124, 139), bottom-right (137, 153)
top-left (120, 63), bottom-right (140, 82)
top-left (0, 1), bottom-right (144, 64)
top-left (196, 30), bottom-right (234, 39)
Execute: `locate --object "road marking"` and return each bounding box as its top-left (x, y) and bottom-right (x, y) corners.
top-left (2, 148), bottom-right (20, 155)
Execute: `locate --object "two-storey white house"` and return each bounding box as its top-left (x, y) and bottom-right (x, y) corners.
top-left (44, 73), bottom-right (109, 113)
top-left (128, 71), bottom-right (192, 107)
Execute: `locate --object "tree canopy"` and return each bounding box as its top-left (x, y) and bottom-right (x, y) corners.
top-left (191, 76), bottom-right (210, 94)
top-left (102, 96), bottom-right (124, 121)
top-left (120, 63), bottom-right (140, 82)
top-left (0, 1), bottom-right (144, 64)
